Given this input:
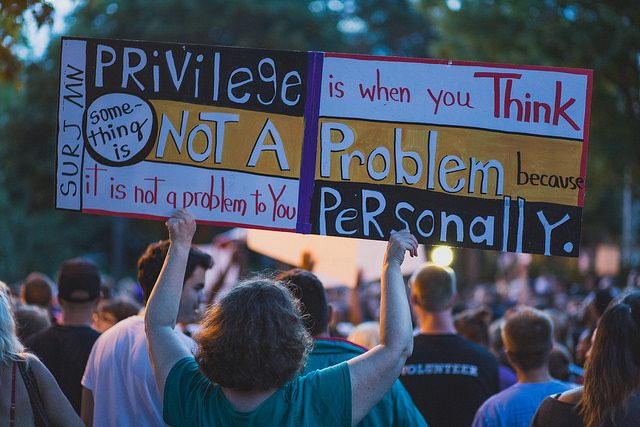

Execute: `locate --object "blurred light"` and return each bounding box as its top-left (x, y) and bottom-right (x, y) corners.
top-left (106, 3), bottom-right (119, 15)
top-left (343, 0), bottom-right (357, 14)
top-left (337, 17), bottom-right (367, 34)
top-left (446, 0), bottom-right (462, 11)
top-left (431, 246), bottom-right (454, 267)
top-left (308, 1), bottom-right (325, 13)
top-left (327, 0), bottom-right (345, 12)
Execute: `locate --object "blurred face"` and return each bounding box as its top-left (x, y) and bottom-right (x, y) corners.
top-left (93, 310), bottom-right (118, 332)
top-left (177, 266), bottom-right (206, 325)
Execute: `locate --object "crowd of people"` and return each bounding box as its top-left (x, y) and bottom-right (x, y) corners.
top-left (0, 209), bottom-right (639, 426)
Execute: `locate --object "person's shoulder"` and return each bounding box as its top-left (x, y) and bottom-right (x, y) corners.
top-left (557, 386), bottom-right (583, 405)
top-left (101, 315), bottom-right (143, 339)
top-left (546, 380), bottom-right (576, 395)
top-left (479, 383), bottom-right (521, 411)
top-left (24, 325), bottom-right (54, 346)
top-left (455, 335), bottom-right (493, 354)
top-left (313, 338), bottom-right (366, 355)
top-left (21, 352), bottom-right (48, 376)
top-left (295, 360), bottom-right (350, 390)
top-left (91, 315), bottom-right (143, 352)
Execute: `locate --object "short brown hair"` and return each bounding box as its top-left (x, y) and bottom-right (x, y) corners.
top-left (194, 279), bottom-right (311, 391)
top-left (21, 273), bottom-right (54, 307)
top-left (137, 240), bottom-right (213, 302)
top-left (277, 269), bottom-right (328, 337)
top-left (502, 307), bottom-right (553, 371)
top-left (411, 263), bottom-right (456, 313)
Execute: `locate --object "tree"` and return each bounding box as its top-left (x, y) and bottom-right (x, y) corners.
top-left (0, 0), bottom-right (54, 82)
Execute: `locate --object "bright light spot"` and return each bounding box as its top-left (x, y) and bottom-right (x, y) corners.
top-left (431, 246), bottom-right (454, 267)
top-left (446, 0), bottom-right (462, 11)
top-left (20, 0), bottom-right (76, 59)
top-left (327, 0), bottom-right (345, 12)
top-left (337, 17), bottom-right (367, 34)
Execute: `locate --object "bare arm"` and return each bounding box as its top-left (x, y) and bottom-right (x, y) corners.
top-left (347, 230), bottom-right (417, 426)
top-left (27, 354), bottom-right (83, 427)
top-left (145, 209), bottom-right (196, 397)
top-left (80, 387), bottom-right (93, 427)
top-left (348, 269), bottom-right (364, 325)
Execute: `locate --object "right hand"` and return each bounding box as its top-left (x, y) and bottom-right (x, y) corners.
top-left (384, 230), bottom-right (418, 266)
top-left (165, 209), bottom-right (196, 246)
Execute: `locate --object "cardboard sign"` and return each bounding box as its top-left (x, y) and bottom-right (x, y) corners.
top-left (56, 38), bottom-right (592, 256)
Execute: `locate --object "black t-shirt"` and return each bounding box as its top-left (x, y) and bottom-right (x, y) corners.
top-left (532, 393), bottom-right (640, 427)
top-left (400, 333), bottom-right (499, 427)
top-left (25, 324), bottom-right (100, 413)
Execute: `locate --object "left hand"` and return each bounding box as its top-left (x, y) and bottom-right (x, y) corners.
top-left (166, 209), bottom-right (196, 246)
top-left (384, 230), bottom-right (418, 267)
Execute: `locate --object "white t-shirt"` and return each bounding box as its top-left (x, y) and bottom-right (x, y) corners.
top-left (82, 315), bottom-right (195, 427)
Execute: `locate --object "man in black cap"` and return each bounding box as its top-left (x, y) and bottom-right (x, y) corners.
top-left (26, 257), bottom-right (102, 414)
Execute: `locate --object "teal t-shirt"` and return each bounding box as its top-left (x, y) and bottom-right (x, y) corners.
top-left (305, 338), bottom-right (428, 427)
top-left (163, 357), bottom-right (352, 426)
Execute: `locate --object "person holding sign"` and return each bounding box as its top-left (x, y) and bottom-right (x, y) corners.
top-left (145, 209), bottom-right (418, 426)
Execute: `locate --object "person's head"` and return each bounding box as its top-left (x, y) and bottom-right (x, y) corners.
top-left (347, 321), bottom-right (380, 349)
top-left (0, 282), bottom-right (24, 362)
top-left (20, 272), bottom-right (54, 308)
top-left (93, 297), bottom-right (141, 332)
top-left (454, 306), bottom-right (493, 348)
top-left (548, 343), bottom-right (571, 382)
top-left (276, 269), bottom-right (329, 337)
top-left (502, 307), bottom-right (553, 373)
top-left (57, 258), bottom-right (101, 312)
top-left (137, 240), bottom-right (213, 324)
top-left (579, 291), bottom-right (640, 427)
top-left (410, 263), bottom-right (457, 314)
top-left (195, 279), bottom-right (311, 391)
top-left (14, 304), bottom-right (51, 341)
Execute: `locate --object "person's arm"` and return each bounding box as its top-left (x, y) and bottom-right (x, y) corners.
top-left (145, 209), bottom-right (196, 397)
top-left (27, 353), bottom-right (83, 427)
top-left (347, 230), bottom-right (417, 426)
top-left (80, 387), bottom-right (93, 427)
top-left (348, 269), bottom-right (364, 325)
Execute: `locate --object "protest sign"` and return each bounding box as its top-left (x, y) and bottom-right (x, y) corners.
top-left (56, 38), bottom-right (592, 256)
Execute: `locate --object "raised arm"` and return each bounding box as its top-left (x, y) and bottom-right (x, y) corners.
top-left (145, 209), bottom-right (196, 396)
top-left (347, 230), bottom-right (417, 426)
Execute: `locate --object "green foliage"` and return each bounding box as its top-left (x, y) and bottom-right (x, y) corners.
top-left (0, 0), bottom-right (54, 82)
top-left (66, 0), bottom-right (345, 50)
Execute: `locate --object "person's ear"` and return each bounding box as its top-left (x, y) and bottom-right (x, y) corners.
top-left (327, 304), bottom-right (334, 324)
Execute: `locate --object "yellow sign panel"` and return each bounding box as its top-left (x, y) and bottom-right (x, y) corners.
top-left (148, 100), bottom-right (304, 178)
top-left (316, 118), bottom-right (583, 206)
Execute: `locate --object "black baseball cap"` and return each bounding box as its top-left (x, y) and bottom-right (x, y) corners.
top-left (57, 258), bottom-right (101, 303)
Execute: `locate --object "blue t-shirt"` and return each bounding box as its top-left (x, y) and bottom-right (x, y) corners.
top-left (472, 380), bottom-right (574, 427)
top-left (163, 357), bottom-right (352, 426)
